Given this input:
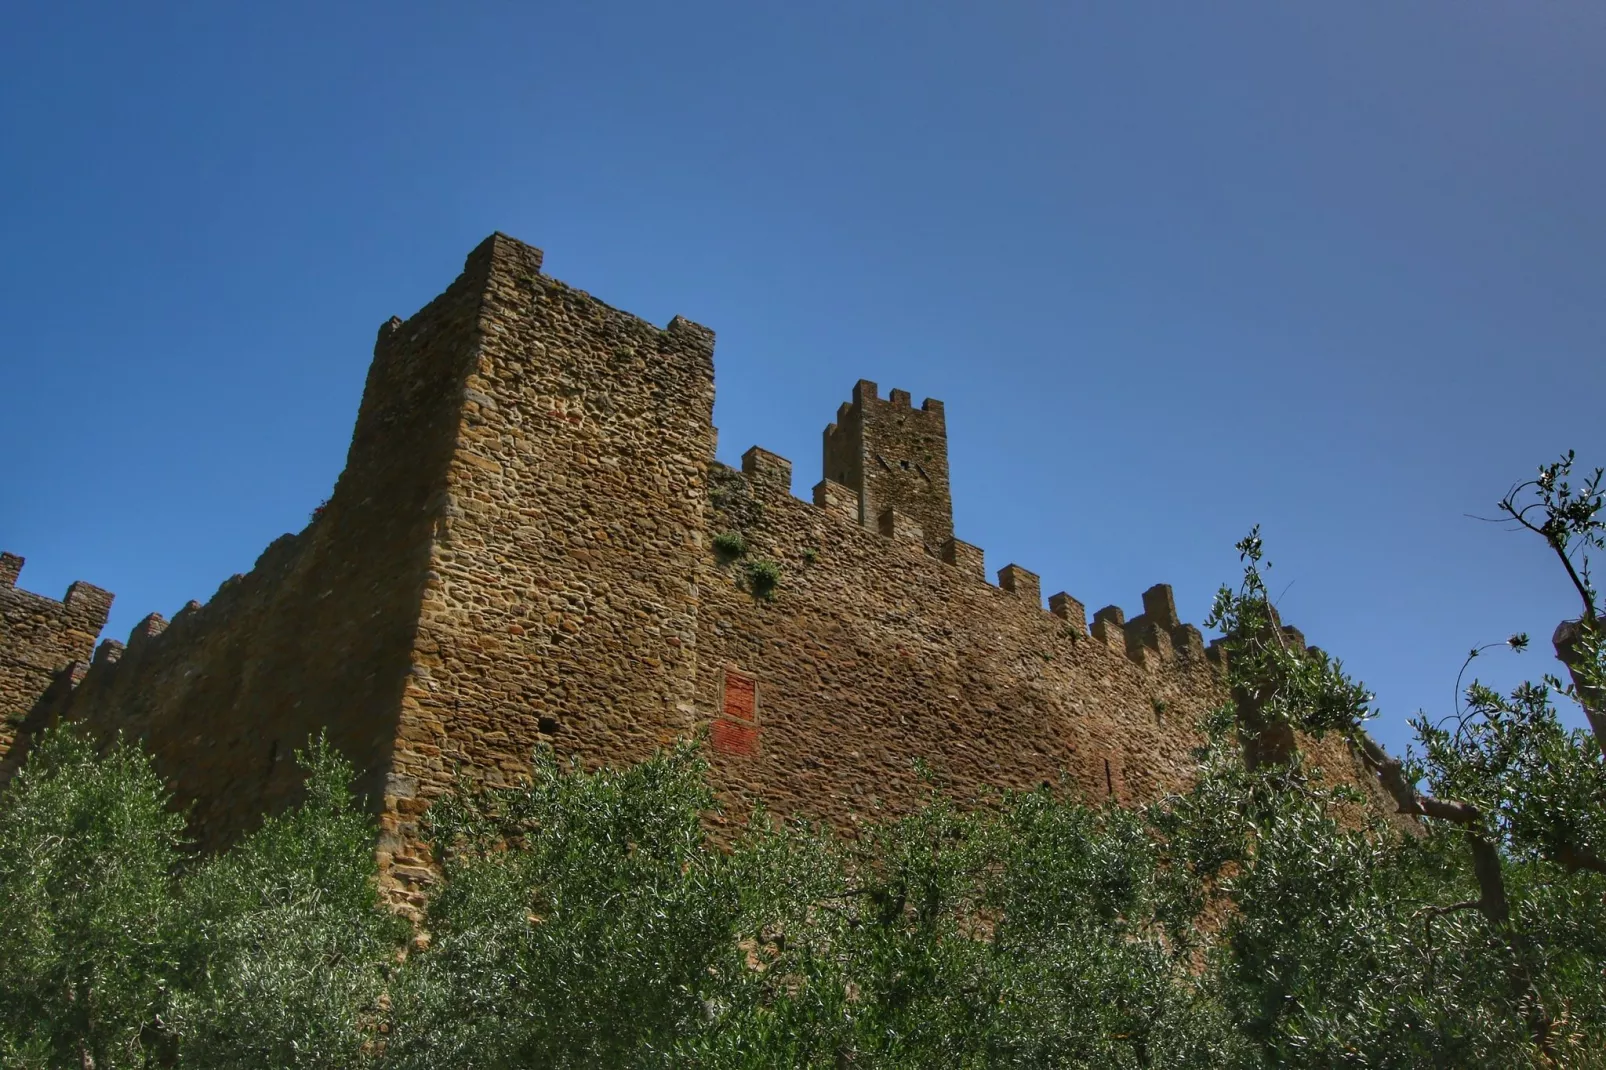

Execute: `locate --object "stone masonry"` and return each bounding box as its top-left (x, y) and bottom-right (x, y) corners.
top-left (0, 233), bottom-right (1393, 908)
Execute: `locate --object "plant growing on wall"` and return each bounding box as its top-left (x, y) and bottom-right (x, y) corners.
top-left (712, 530), bottom-right (748, 559)
top-left (745, 558), bottom-right (781, 600)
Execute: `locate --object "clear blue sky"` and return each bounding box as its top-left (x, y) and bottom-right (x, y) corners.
top-left (3, 2), bottom-right (1603, 759)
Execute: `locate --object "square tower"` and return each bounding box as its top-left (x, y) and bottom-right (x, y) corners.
top-left (822, 380), bottom-right (952, 548)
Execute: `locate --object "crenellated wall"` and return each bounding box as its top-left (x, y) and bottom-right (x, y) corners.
top-left (694, 442), bottom-right (1399, 832)
top-left (694, 448), bottom-right (1228, 830)
top-left (1, 233), bottom-right (1399, 908)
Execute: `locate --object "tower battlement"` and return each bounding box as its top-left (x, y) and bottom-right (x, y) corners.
top-left (823, 379), bottom-right (953, 549)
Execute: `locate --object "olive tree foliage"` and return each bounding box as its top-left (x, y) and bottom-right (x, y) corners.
top-left (699, 784), bottom-right (1242, 1069)
top-left (0, 727), bottom-right (184, 1069)
top-left (382, 741), bottom-right (747, 1069)
top-left (1177, 451), bottom-right (1606, 1067)
top-left (384, 743), bottom-right (1239, 1070)
top-left (1158, 712), bottom-right (1586, 1068)
top-left (164, 738), bottom-right (405, 1069)
top-left (0, 729), bottom-right (401, 1068)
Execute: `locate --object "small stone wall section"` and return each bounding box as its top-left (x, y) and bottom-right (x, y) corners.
top-left (0, 554), bottom-right (112, 761)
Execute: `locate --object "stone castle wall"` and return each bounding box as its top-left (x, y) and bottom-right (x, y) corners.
top-left (0, 232), bottom-right (1393, 901)
top-left (694, 447), bottom-right (1225, 830)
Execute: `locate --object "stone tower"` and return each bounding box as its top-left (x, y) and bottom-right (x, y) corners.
top-left (0, 233), bottom-right (718, 897)
top-left (821, 379), bottom-right (953, 549)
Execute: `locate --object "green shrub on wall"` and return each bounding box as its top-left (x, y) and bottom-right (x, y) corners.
top-left (711, 530), bottom-right (747, 558)
top-left (745, 558), bottom-right (782, 600)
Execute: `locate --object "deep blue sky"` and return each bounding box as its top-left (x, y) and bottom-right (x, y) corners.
top-left (3, 3), bottom-right (1603, 759)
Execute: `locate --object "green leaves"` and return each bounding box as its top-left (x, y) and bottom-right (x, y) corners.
top-left (1498, 452), bottom-right (1605, 616)
top-left (696, 780), bottom-right (1238, 1069)
top-left (0, 727), bottom-right (402, 1068)
top-left (1202, 491), bottom-right (1606, 1065)
top-left (3, 709), bottom-right (1605, 1067)
top-left (384, 742), bottom-right (741, 1069)
top-left (166, 736), bottom-right (402, 1069)
top-left (380, 748), bottom-right (1237, 1068)
top-left (0, 725), bottom-right (184, 1069)
top-left (744, 558), bottom-right (782, 599)
top-left (1416, 680), bottom-right (1606, 878)
top-left (711, 530), bottom-right (748, 558)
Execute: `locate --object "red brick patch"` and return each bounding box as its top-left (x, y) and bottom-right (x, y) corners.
top-left (722, 669), bottom-right (756, 721)
top-left (713, 668), bottom-right (759, 755)
top-left (711, 717), bottom-right (759, 756)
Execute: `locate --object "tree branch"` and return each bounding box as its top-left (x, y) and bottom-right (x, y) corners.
top-left (1468, 834), bottom-right (1511, 925)
top-left (1552, 619), bottom-right (1606, 752)
top-left (1550, 843), bottom-right (1606, 876)
top-left (1412, 899), bottom-right (1483, 920)
top-left (1353, 733), bottom-right (1511, 924)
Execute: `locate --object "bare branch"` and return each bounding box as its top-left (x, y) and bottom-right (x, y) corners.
top-left (1416, 796), bottom-right (1482, 824)
top-left (1413, 899), bottom-right (1484, 921)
